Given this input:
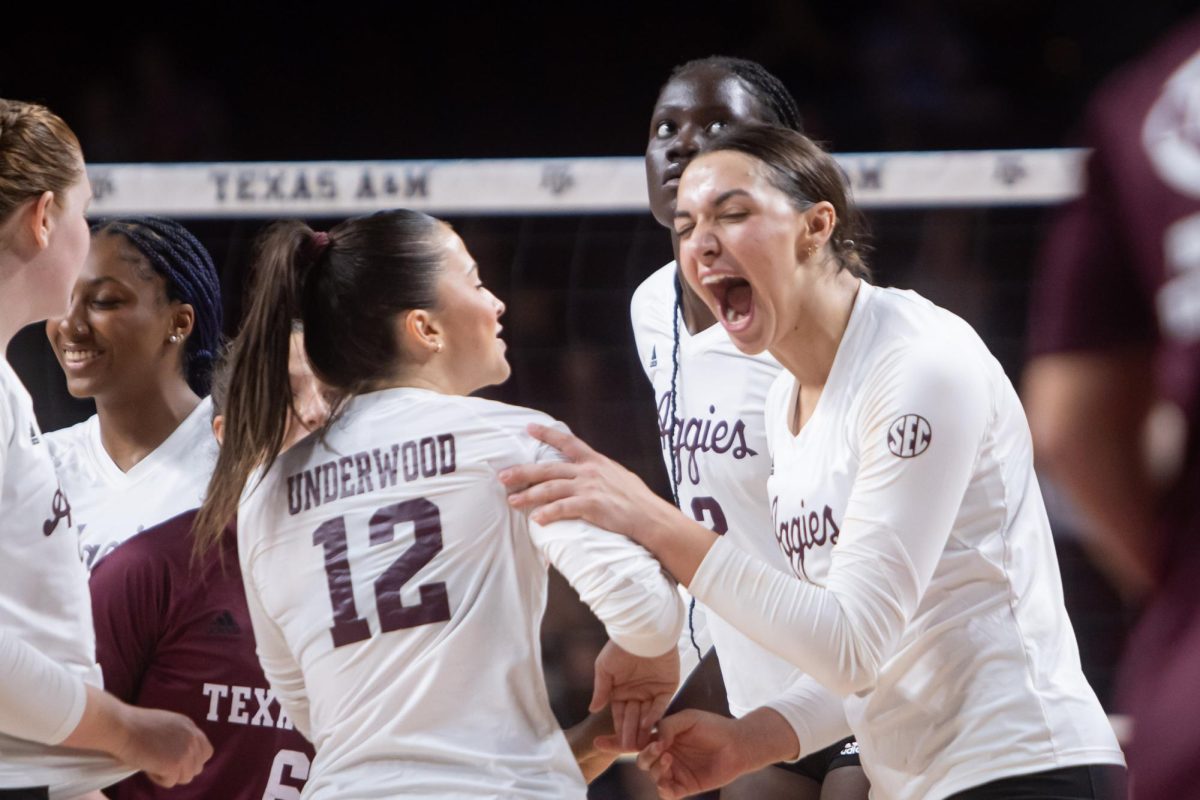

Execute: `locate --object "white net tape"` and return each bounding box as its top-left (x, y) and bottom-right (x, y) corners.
top-left (86, 148), bottom-right (1085, 218)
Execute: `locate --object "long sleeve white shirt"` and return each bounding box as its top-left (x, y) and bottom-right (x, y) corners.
top-left (239, 388), bottom-right (683, 799)
top-left (690, 283), bottom-right (1124, 799)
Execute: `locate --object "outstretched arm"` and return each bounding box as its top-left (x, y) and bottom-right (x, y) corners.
top-left (505, 343), bottom-right (989, 696)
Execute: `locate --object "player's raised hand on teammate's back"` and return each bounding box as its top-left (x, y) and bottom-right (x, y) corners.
top-left (591, 640), bottom-right (680, 753)
top-left (500, 423), bottom-right (680, 548)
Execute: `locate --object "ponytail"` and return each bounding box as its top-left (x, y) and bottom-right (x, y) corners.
top-left (193, 209), bottom-right (446, 557)
top-left (193, 221), bottom-right (319, 554)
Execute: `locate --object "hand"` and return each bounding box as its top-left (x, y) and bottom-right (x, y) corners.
top-left (563, 711), bottom-right (619, 783)
top-left (113, 705), bottom-right (213, 787)
top-left (499, 423), bottom-right (679, 548)
top-left (637, 710), bottom-right (754, 799)
top-left (63, 686), bottom-right (213, 786)
top-left (591, 641), bottom-right (680, 752)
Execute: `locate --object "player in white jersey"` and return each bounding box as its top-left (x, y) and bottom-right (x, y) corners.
top-left (626, 57), bottom-right (866, 798)
top-left (0, 97), bottom-right (209, 797)
top-left (503, 125), bottom-right (1127, 800)
top-left (44, 217), bottom-right (223, 570)
top-left (192, 210), bottom-right (684, 799)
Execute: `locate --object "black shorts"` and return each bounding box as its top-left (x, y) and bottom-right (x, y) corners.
top-left (947, 764), bottom-right (1127, 799)
top-left (775, 736), bottom-right (861, 781)
top-left (0, 789), bottom-right (48, 800)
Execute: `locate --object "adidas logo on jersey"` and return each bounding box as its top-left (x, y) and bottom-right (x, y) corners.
top-left (649, 346), bottom-right (658, 368)
top-left (208, 610), bottom-right (242, 636)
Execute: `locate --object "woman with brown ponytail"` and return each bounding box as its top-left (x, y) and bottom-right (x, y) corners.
top-left (0, 98), bottom-right (210, 798)
top-left (194, 210), bottom-right (684, 798)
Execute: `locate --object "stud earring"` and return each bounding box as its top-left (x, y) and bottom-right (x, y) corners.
top-left (168, 334), bottom-right (180, 343)
top-left (435, 341), bottom-right (443, 353)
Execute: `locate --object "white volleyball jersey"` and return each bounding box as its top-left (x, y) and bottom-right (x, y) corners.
top-left (238, 388), bottom-right (683, 800)
top-left (0, 358), bottom-right (131, 795)
top-left (631, 262), bottom-right (806, 718)
top-left (47, 397), bottom-right (218, 570)
top-left (690, 282), bottom-right (1124, 799)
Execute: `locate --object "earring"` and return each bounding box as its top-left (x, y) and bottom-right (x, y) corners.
top-left (168, 334), bottom-right (180, 343)
top-left (435, 341), bottom-right (443, 353)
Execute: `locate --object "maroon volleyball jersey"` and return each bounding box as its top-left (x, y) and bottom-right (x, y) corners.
top-left (1028, 16), bottom-right (1200, 799)
top-left (90, 510), bottom-right (314, 799)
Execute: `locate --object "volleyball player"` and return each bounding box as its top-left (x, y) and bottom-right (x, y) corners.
top-left (44, 217), bottom-right (222, 570)
top-left (191, 210), bottom-right (684, 797)
top-left (503, 126), bottom-right (1126, 799)
top-left (1023, 14), bottom-right (1200, 796)
top-left (623, 56), bottom-right (865, 798)
top-left (0, 97), bottom-right (209, 797)
top-left (87, 333), bottom-right (321, 800)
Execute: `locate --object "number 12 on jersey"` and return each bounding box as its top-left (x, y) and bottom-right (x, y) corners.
top-left (312, 498), bottom-right (452, 648)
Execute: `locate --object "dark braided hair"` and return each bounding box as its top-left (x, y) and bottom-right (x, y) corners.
top-left (91, 216), bottom-right (224, 395)
top-left (660, 58), bottom-right (803, 664)
top-left (669, 56), bottom-right (803, 133)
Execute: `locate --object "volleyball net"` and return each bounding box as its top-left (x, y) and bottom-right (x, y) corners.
top-left (73, 147), bottom-right (1087, 508)
top-left (87, 148), bottom-right (1084, 217)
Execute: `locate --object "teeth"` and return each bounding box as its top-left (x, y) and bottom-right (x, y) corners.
top-left (725, 306), bottom-right (739, 323)
top-left (63, 350), bottom-right (101, 363)
top-left (701, 274), bottom-right (736, 286)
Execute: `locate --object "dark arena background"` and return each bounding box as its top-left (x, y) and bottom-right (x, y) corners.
top-left (3, 4), bottom-right (1193, 795)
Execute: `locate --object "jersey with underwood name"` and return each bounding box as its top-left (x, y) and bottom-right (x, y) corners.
top-left (90, 509), bottom-right (314, 800)
top-left (631, 262), bottom-right (804, 718)
top-left (731, 282), bottom-right (1122, 799)
top-left (47, 398), bottom-right (218, 570)
top-left (0, 357), bottom-right (131, 795)
top-left (238, 387), bottom-right (683, 800)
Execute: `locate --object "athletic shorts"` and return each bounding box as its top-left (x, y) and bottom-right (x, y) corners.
top-left (0, 789), bottom-right (48, 800)
top-left (946, 764), bottom-right (1127, 799)
top-left (775, 736), bottom-right (861, 781)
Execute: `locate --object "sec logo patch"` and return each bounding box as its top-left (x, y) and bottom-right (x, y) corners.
top-left (887, 415), bottom-right (932, 458)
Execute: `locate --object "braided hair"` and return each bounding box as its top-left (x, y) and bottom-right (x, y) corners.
top-left (92, 216), bottom-right (223, 395)
top-left (669, 56), bottom-right (803, 133)
top-left (660, 58), bottom-right (802, 663)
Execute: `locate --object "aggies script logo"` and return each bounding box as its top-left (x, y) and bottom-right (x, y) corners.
top-left (657, 394), bottom-right (757, 485)
top-left (888, 414), bottom-right (932, 458)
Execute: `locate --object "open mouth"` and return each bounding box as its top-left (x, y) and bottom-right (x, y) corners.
top-left (62, 348), bottom-right (103, 366)
top-left (701, 274), bottom-right (754, 330)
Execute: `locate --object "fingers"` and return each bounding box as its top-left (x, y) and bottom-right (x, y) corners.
top-left (528, 497), bottom-right (593, 527)
top-left (642, 690), bottom-right (671, 733)
top-left (593, 733), bottom-right (624, 753)
top-left (498, 461), bottom-right (581, 495)
top-left (589, 667), bottom-right (611, 714)
top-left (527, 423), bottom-right (599, 462)
top-left (636, 740), bottom-right (663, 772)
top-left (146, 772), bottom-right (173, 788)
top-left (508, 479), bottom-right (585, 516)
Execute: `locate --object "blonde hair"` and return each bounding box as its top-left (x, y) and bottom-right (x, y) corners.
top-left (0, 98), bottom-right (83, 224)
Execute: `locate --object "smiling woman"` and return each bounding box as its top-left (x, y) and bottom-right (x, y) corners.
top-left (0, 98), bottom-right (210, 796)
top-left (44, 216), bottom-right (224, 570)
